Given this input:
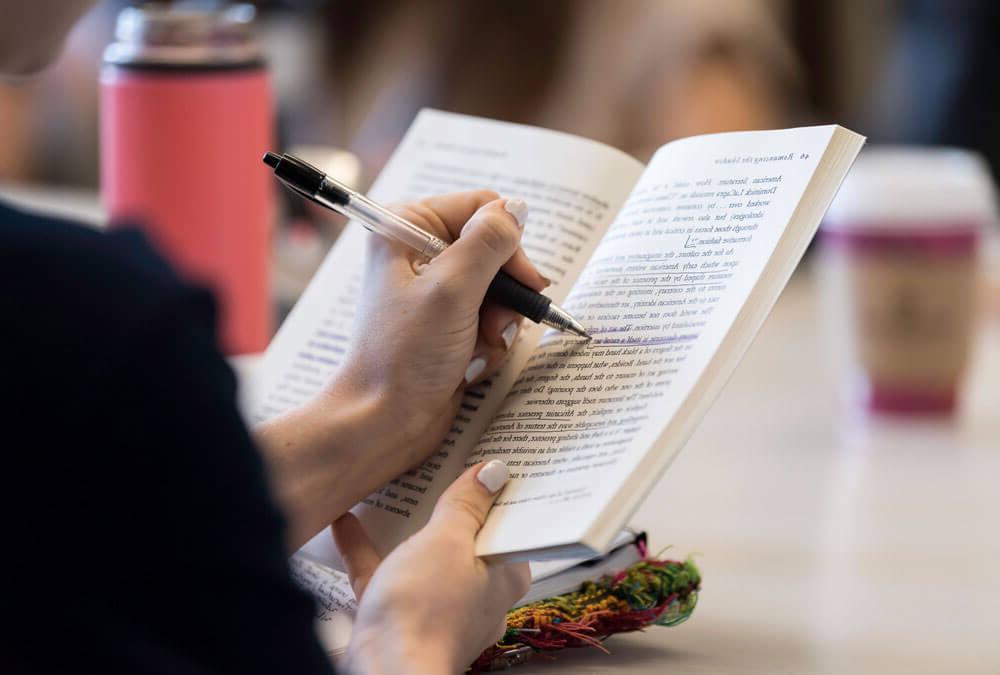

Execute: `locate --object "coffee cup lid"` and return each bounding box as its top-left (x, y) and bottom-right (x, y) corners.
top-left (824, 146), bottom-right (997, 232)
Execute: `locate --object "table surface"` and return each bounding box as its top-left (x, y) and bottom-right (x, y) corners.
top-left (237, 266), bottom-right (1000, 675)
top-left (4, 184), bottom-right (998, 674)
top-left (516, 274), bottom-right (1000, 675)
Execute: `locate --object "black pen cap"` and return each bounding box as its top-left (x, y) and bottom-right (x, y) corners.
top-left (262, 151), bottom-right (281, 169)
top-left (262, 151), bottom-right (323, 194)
top-left (263, 151), bottom-right (352, 205)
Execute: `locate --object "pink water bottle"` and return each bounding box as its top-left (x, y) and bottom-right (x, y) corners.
top-left (101, 4), bottom-right (273, 355)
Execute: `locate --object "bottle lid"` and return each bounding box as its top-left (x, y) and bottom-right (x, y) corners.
top-left (104, 3), bottom-right (263, 69)
top-left (824, 146), bottom-right (997, 233)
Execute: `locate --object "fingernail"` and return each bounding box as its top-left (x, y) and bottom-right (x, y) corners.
top-left (477, 459), bottom-right (510, 494)
top-left (464, 356), bottom-right (487, 384)
top-left (504, 199), bottom-right (528, 229)
top-left (501, 321), bottom-right (518, 350)
top-left (540, 275), bottom-right (552, 288)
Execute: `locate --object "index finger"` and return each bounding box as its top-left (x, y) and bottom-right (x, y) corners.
top-left (420, 189), bottom-right (501, 234)
top-left (420, 192), bottom-right (549, 291)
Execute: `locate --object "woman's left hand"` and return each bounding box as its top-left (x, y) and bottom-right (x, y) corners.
top-left (336, 460), bottom-right (532, 674)
top-left (256, 190), bottom-right (547, 547)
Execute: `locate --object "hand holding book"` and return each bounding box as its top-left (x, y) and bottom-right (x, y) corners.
top-left (337, 461), bottom-right (530, 675)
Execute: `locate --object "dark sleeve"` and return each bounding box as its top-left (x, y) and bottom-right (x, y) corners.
top-left (101, 287), bottom-right (336, 675)
top-left (2, 211), bottom-right (335, 674)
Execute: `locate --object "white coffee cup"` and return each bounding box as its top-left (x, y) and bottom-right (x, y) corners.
top-left (821, 147), bottom-right (995, 415)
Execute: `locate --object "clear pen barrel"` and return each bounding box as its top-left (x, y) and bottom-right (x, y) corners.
top-left (343, 193), bottom-right (447, 258)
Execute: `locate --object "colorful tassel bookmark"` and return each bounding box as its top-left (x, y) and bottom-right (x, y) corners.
top-left (471, 555), bottom-right (701, 672)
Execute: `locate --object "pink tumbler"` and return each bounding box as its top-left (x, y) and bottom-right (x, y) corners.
top-left (101, 4), bottom-right (273, 355)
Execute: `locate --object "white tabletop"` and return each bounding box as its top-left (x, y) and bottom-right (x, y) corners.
top-left (517, 272), bottom-right (1000, 674)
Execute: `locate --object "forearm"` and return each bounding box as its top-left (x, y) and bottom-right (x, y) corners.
top-left (253, 380), bottom-right (403, 551)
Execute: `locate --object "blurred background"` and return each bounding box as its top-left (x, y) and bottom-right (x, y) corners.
top-left (2, 0), bottom-right (998, 379)
top-left (5, 0), bottom-right (999, 314)
top-left (5, 1), bottom-right (1000, 186)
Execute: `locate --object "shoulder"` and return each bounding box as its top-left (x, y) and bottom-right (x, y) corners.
top-left (0, 200), bottom-right (216, 348)
top-left (1, 200), bottom-right (190, 303)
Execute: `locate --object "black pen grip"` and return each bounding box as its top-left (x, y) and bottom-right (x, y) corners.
top-left (486, 270), bottom-right (551, 323)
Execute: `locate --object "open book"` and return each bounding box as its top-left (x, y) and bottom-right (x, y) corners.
top-left (252, 109), bottom-right (863, 563)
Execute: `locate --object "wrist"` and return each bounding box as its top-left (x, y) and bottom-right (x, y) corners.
top-left (253, 380), bottom-right (390, 548)
top-left (319, 371), bottom-right (413, 460)
top-left (327, 358), bottom-right (452, 463)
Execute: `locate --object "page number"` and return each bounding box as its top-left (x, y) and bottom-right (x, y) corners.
top-left (799, 153), bottom-right (810, 160)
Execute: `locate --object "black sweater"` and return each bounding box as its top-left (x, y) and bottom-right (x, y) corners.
top-left (1, 201), bottom-right (333, 674)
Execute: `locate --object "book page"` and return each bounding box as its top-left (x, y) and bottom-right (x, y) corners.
top-left (251, 110), bottom-right (644, 563)
top-left (288, 555), bottom-right (357, 656)
top-left (471, 126), bottom-right (861, 558)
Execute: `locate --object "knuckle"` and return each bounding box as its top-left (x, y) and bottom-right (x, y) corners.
top-left (410, 201), bottom-right (446, 229)
top-left (400, 200), bottom-right (457, 243)
top-left (447, 494), bottom-right (487, 528)
top-left (387, 200), bottom-right (416, 217)
top-left (508, 564), bottom-right (532, 596)
top-left (393, 202), bottom-right (439, 228)
top-left (476, 189), bottom-right (501, 203)
top-left (472, 214), bottom-right (519, 258)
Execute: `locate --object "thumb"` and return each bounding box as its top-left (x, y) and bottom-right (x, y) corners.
top-left (427, 199), bottom-right (526, 298)
top-left (430, 460), bottom-right (511, 534)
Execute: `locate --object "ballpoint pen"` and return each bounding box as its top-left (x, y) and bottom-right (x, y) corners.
top-left (263, 151), bottom-right (591, 339)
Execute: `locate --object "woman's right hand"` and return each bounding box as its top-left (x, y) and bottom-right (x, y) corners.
top-left (255, 191), bottom-right (547, 549)
top-left (334, 460), bottom-right (530, 674)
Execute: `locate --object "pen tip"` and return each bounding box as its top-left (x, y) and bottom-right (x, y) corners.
top-left (262, 151), bottom-right (281, 169)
